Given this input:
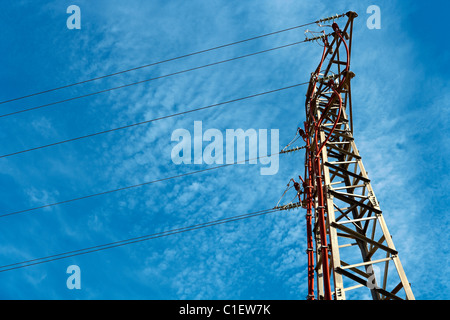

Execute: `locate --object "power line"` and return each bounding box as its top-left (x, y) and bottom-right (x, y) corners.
top-left (0, 208), bottom-right (280, 273)
top-left (0, 39), bottom-right (311, 119)
top-left (0, 153), bottom-right (281, 219)
top-left (0, 82), bottom-right (308, 159)
top-left (0, 19), bottom-right (319, 105)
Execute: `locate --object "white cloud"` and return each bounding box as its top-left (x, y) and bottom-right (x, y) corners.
top-left (1, 0), bottom-right (446, 300)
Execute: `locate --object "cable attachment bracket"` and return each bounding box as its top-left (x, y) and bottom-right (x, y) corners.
top-left (317, 73), bottom-right (340, 85)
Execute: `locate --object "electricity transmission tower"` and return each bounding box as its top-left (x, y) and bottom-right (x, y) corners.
top-left (279, 12), bottom-right (414, 300)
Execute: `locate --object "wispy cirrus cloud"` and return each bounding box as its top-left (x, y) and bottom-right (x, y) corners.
top-left (0, 0), bottom-right (447, 300)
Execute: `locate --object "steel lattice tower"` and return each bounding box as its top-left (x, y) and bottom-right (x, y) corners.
top-left (281, 12), bottom-right (414, 300)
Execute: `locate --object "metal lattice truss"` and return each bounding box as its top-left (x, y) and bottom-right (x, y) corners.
top-left (303, 12), bottom-right (414, 300)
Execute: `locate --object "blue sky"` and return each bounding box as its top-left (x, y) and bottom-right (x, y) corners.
top-left (0, 0), bottom-right (448, 300)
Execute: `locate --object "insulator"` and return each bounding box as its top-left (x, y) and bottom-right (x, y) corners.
top-left (274, 202), bottom-right (303, 211)
top-left (305, 32), bottom-right (332, 43)
top-left (280, 146), bottom-right (306, 155)
top-left (316, 13), bottom-right (346, 24)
